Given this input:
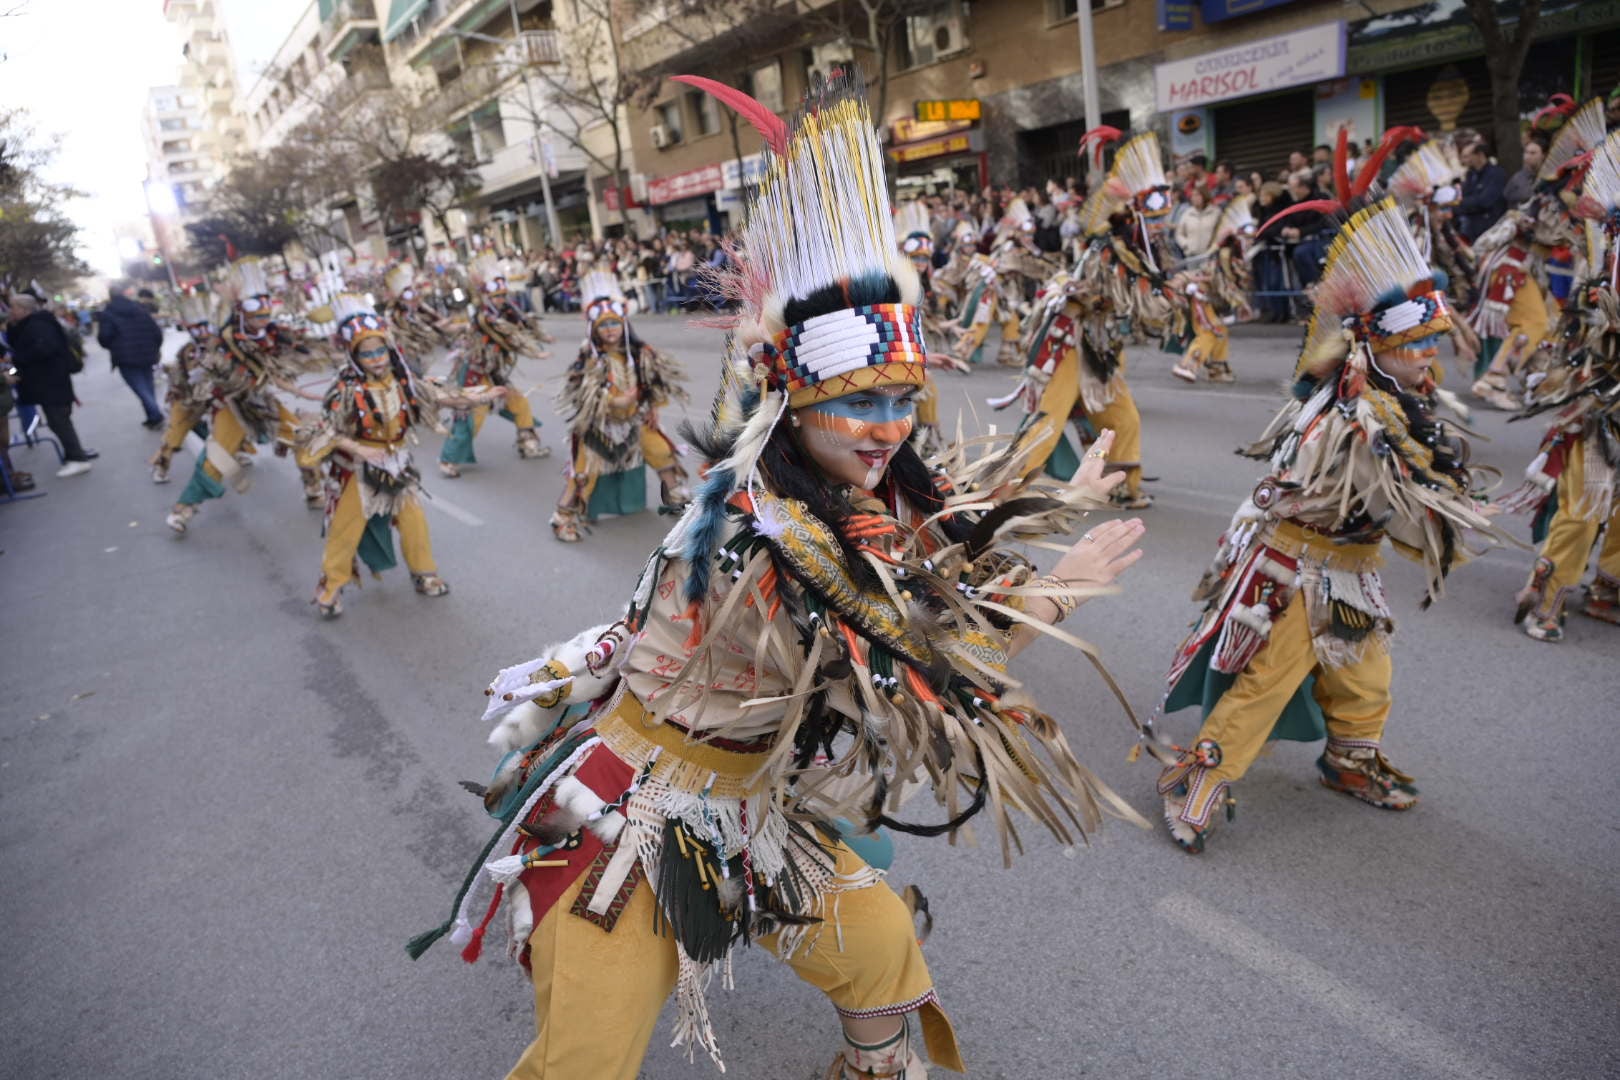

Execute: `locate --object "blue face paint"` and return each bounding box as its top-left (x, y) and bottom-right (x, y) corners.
top-left (805, 390), bottom-right (917, 424)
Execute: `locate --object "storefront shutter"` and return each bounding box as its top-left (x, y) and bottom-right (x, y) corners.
top-left (1587, 29), bottom-right (1620, 102)
top-left (1213, 90), bottom-right (1315, 180)
top-left (1382, 60), bottom-right (1494, 141)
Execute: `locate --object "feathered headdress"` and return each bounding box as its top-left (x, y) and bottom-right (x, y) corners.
top-left (1295, 197), bottom-right (1453, 380)
top-left (330, 292), bottom-right (389, 353)
top-left (384, 263), bottom-right (416, 298)
top-left (468, 253), bottom-right (507, 296)
top-left (996, 197), bottom-right (1035, 242)
top-left (894, 200), bottom-right (933, 261)
top-left (580, 269), bottom-right (628, 328)
top-left (658, 70), bottom-right (929, 597)
top-left (1539, 97), bottom-right (1605, 183)
top-left (1388, 138), bottom-right (1464, 206)
top-left (228, 255), bottom-right (272, 314)
top-left (1213, 192), bottom-right (1256, 247)
top-left (1080, 131), bottom-right (1169, 238)
top-left (1575, 129), bottom-right (1620, 292)
top-left (177, 287), bottom-right (217, 329)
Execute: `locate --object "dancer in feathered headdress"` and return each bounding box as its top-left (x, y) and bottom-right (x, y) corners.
top-left (295, 293), bottom-right (503, 617)
top-left (164, 251), bottom-right (334, 535)
top-left (149, 287), bottom-right (220, 485)
top-left (893, 199), bottom-right (952, 454)
top-left (998, 127), bottom-right (1164, 509)
top-left (382, 262), bottom-right (458, 375)
top-left (1502, 128), bottom-right (1620, 641)
top-left (1469, 98), bottom-right (1606, 409)
top-left (940, 200), bottom-right (1031, 366)
top-left (436, 251), bottom-right (552, 476)
top-left (412, 71), bottom-right (1147, 1080)
top-left (1155, 196), bottom-right (1502, 854)
top-left (549, 269), bottom-right (690, 542)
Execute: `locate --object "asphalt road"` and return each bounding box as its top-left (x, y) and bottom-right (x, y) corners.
top-left (3, 315), bottom-right (1616, 1080)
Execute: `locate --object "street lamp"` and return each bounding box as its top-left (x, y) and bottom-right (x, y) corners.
top-left (448, 22), bottom-right (562, 248)
top-left (1075, 0), bottom-right (1101, 188)
top-left (141, 179), bottom-right (182, 291)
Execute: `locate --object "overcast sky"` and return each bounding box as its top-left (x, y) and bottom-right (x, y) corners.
top-left (0, 0), bottom-right (308, 276)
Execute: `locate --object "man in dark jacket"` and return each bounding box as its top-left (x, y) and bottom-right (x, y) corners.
top-left (97, 282), bottom-right (166, 427)
top-left (6, 293), bottom-right (94, 477)
top-left (1457, 140), bottom-right (1508, 244)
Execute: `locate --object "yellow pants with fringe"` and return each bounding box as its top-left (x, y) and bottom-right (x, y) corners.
top-left (1195, 588), bottom-right (1391, 789)
top-left (317, 476), bottom-right (435, 600)
top-left (1527, 436), bottom-right (1620, 619)
top-left (1023, 346), bottom-right (1143, 497)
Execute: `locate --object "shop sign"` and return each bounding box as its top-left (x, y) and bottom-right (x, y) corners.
top-left (602, 185), bottom-right (642, 212)
top-left (914, 99), bottom-right (981, 123)
top-left (890, 116), bottom-right (974, 144)
top-left (1346, 0), bottom-right (1618, 75)
top-left (646, 163), bottom-right (724, 206)
top-left (1169, 108), bottom-right (1210, 160)
top-left (722, 152), bottom-right (768, 189)
top-left (1200, 0), bottom-right (1297, 24)
top-left (890, 134), bottom-right (972, 165)
top-left (1157, 0), bottom-right (1195, 32)
top-left (1154, 20), bottom-right (1345, 111)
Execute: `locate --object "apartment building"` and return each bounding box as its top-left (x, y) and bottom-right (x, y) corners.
top-left (379, 0), bottom-right (597, 253)
top-left (618, 0), bottom-right (1620, 231)
top-left (162, 0), bottom-right (249, 173)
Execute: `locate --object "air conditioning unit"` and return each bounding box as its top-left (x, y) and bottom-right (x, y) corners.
top-left (650, 123), bottom-right (676, 149)
top-left (931, 15), bottom-right (968, 59)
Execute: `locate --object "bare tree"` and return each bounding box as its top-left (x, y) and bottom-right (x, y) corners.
top-left (1463, 0), bottom-right (1543, 176)
top-left (0, 108), bottom-right (89, 288)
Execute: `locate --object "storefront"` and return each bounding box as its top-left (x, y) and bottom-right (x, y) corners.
top-left (1154, 20), bottom-right (1346, 179)
top-left (646, 162), bottom-right (726, 234)
top-left (889, 114), bottom-right (987, 195)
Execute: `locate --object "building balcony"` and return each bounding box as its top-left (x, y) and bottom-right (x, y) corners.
top-left (321, 0), bottom-right (380, 61)
top-left (474, 135), bottom-right (585, 198)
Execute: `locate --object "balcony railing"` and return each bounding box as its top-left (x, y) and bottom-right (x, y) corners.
top-left (320, 0), bottom-right (379, 59)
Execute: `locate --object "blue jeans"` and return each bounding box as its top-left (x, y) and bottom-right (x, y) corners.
top-left (119, 365), bottom-right (163, 423)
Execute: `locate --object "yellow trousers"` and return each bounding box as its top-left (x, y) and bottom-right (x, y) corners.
top-left (1489, 275), bottom-right (1549, 375)
top-left (161, 400), bottom-right (202, 454)
top-left (916, 373), bottom-right (940, 428)
top-left (957, 298), bottom-right (1020, 360)
top-left (318, 476), bottom-right (435, 599)
top-left (1023, 346), bottom-right (1144, 496)
top-left (564, 424), bottom-right (678, 509)
top-left (1186, 328), bottom-right (1228, 371)
top-left (507, 839), bottom-right (960, 1080)
top-left (199, 407), bottom-right (248, 482)
top-left (472, 388), bottom-right (537, 434)
top-left (1526, 436), bottom-right (1620, 619)
top-left (1196, 590), bottom-right (1391, 789)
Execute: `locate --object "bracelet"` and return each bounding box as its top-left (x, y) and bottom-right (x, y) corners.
top-left (1035, 575), bottom-right (1077, 624)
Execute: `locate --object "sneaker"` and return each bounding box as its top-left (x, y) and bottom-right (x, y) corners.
top-left (165, 504), bottom-right (196, 535)
top-left (142, 417), bottom-right (164, 430)
top-left (1111, 490), bottom-right (1155, 510)
top-left (152, 461), bottom-right (171, 484)
top-left (1206, 363), bottom-right (1236, 384)
top-left (1316, 743), bottom-right (1418, 810)
top-left (1170, 361), bottom-right (1198, 382)
top-left (56, 460), bottom-right (93, 478)
top-left (438, 460), bottom-right (461, 479)
top-left (1580, 581), bottom-right (1620, 625)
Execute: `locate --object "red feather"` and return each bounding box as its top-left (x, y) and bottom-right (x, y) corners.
top-left (1351, 125), bottom-right (1426, 199)
top-left (1258, 199), bottom-right (1342, 237)
top-left (668, 75), bottom-right (787, 156)
top-left (219, 234), bottom-right (239, 262)
top-left (1332, 127), bottom-right (1351, 207)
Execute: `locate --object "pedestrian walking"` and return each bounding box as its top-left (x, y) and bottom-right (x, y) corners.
top-left (97, 282), bottom-right (166, 427)
top-left (5, 292), bottom-right (94, 477)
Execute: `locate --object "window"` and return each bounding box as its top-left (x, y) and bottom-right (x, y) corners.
top-left (688, 89), bottom-right (721, 137)
top-left (159, 118), bottom-right (187, 132)
top-left (803, 41), bottom-right (855, 86)
top-left (1048, 0), bottom-right (1124, 19)
top-left (472, 104), bottom-right (507, 160)
top-left (898, 2), bottom-right (969, 71)
top-left (658, 101), bottom-right (685, 142)
top-left (743, 59), bottom-right (782, 114)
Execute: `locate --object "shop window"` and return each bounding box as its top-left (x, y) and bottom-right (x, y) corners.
top-left (688, 89), bottom-right (721, 137)
top-left (472, 103), bottom-right (507, 160)
top-left (743, 59), bottom-right (783, 113)
top-left (898, 2), bottom-right (969, 70)
top-left (803, 40), bottom-right (855, 86)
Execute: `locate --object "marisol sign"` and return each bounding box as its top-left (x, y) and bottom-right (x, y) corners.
top-left (1154, 20), bottom-right (1345, 111)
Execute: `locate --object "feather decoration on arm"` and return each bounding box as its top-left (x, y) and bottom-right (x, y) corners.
top-left (668, 75), bottom-right (788, 154)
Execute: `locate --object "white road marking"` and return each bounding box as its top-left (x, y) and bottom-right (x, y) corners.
top-left (423, 492), bottom-right (485, 527)
top-left (1155, 892), bottom-right (1515, 1080)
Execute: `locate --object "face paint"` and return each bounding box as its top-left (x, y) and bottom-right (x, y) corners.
top-left (595, 319), bottom-right (625, 347)
top-left (243, 309), bottom-right (271, 337)
top-left (355, 341), bottom-right (392, 378)
top-left (1374, 334), bottom-right (1442, 390)
top-left (794, 387), bottom-right (917, 489)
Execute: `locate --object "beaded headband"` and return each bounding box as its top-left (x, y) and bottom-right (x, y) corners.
top-left (764, 302), bottom-right (928, 406)
top-left (1357, 285), bottom-right (1452, 350)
